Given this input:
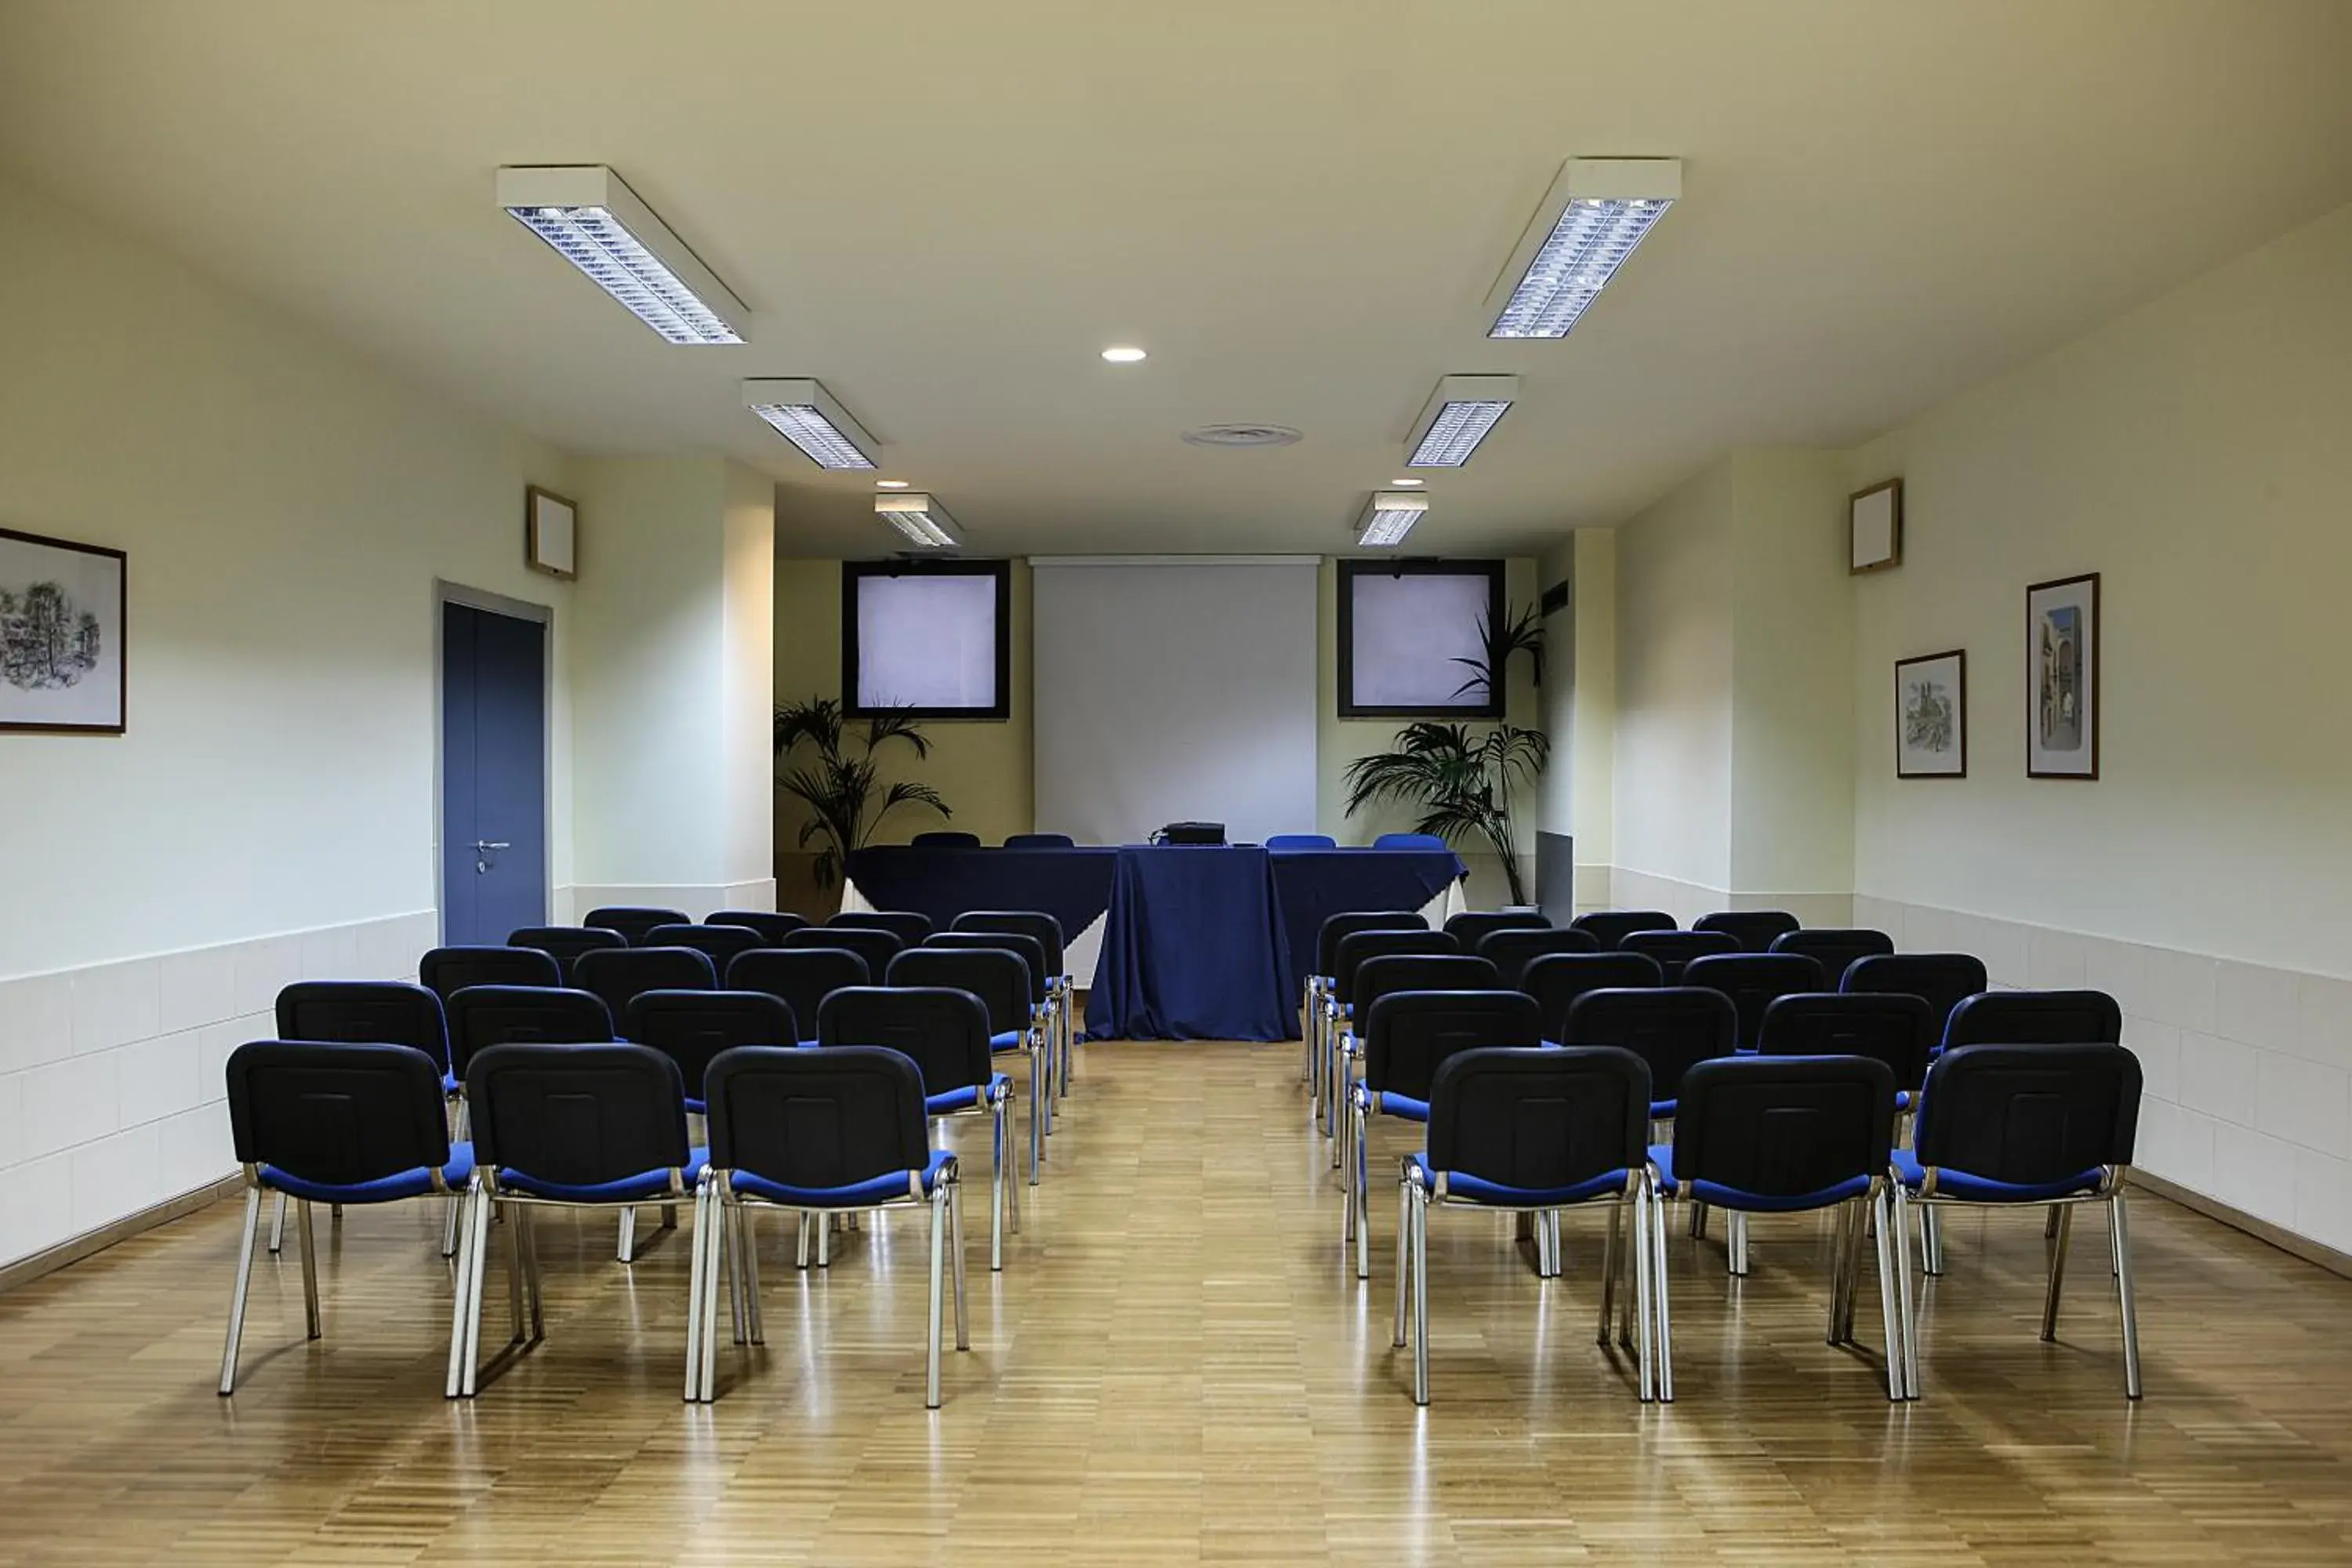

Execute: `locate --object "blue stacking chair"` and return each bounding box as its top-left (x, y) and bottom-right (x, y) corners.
top-left (1621, 928), bottom-right (1740, 983)
top-left (1304, 912), bottom-right (1429, 1125)
top-left (575, 946), bottom-right (717, 1036)
top-left (819, 985), bottom-right (1018, 1270)
top-left (887, 946), bottom-right (1049, 1188)
top-left (448, 1044), bottom-right (705, 1399)
top-left (644, 923), bottom-right (768, 974)
top-left (506, 926), bottom-right (627, 984)
top-left (1524, 950), bottom-right (1664, 1042)
top-left (695, 1046), bottom-right (968, 1406)
top-left (1559, 987), bottom-right (1737, 1122)
top-left (910, 830), bottom-right (983, 848)
top-left (728, 947), bottom-right (869, 1043)
top-left (1337, 954), bottom-right (1501, 1248)
top-left (1265, 833), bottom-right (1337, 849)
top-left (1770, 927), bottom-right (1894, 989)
top-left (1759, 993), bottom-right (1935, 1119)
top-left (706, 910), bottom-right (809, 945)
top-left (420, 944), bottom-right (560, 1004)
top-left (582, 906), bottom-right (691, 946)
top-left (220, 1041), bottom-right (473, 1395)
top-left (1397, 1046), bottom-right (1660, 1406)
top-left (1569, 909), bottom-right (1677, 949)
top-left (1943, 989), bottom-right (2123, 1051)
top-left (623, 990), bottom-right (795, 1112)
top-left (1682, 953), bottom-right (1827, 1052)
top-left (1323, 928), bottom-right (1458, 1151)
top-left (1842, 953), bottom-right (1988, 1050)
top-left (833, 909), bottom-right (937, 945)
top-left (1004, 832), bottom-right (1076, 848)
top-left (953, 911), bottom-right (1076, 1101)
top-left (1649, 1054), bottom-right (1905, 1403)
top-left (1474, 927), bottom-right (1599, 991)
top-left (1443, 909), bottom-right (1549, 949)
top-left (1693, 909), bottom-right (1802, 953)
top-left (784, 924), bottom-right (904, 979)
top-left (1373, 832), bottom-right (1451, 851)
top-left (930, 929), bottom-right (1059, 1120)
top-left (1893, 1043), bottom-right (2146, 1399)
top-left (445, 985), bottom-right (614, 1079)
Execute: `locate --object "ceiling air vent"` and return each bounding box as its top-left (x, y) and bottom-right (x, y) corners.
top-left (1181, 424), bottom-right (1303, 448)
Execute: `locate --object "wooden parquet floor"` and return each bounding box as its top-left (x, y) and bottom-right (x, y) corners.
top-left (4, 1041), bottom-right (2351, 1565)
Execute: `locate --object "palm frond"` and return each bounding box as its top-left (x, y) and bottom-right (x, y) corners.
top-left (775, 693), bottom-right (952, 880)
top-left (863, 706), bottom-right (935, 759)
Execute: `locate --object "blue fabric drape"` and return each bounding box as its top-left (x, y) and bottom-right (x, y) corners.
top-left (1267, 848), bottom-right (1465, 989)
top-left (1087, 846), bottom-right (1297, 1042)
top-left (841, 845), bottom-right (1116, 944)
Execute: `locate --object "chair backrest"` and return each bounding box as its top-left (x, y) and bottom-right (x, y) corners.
top-left (1693, 910), bottom-right (1802, 953)
top-left (705, 910), bottom-right (810, 945)
top-left (1942, 989), bottom-right (2123, 1051)
top-left (1841, 953), bottom-right (1990, 1047)
top-left (1671, 1055), bottom-right (1896, 1201)
top-left (885, 946), bottom-right (1032, 1033)
top-left (465, 1043), bottom-right (690, 1188)
top-left (910, 830), bottom-right (983, 848)
top-left (1620, 927), bottom-right (1742, 982)
top-left (226, 1040), bottom-right (451, 1185)
top-left (1361, 990), bottom-right (1543, 1099)
top-left (1569, 909), bottom-right (1678, 949)
top-left (574, 946), bottom-right (717, 1035)
top-left (829, 909), bottom-right (936, 945)
top-left (506, 925), bottom-right (629, 984)
top-left (1352, 956), bottom-right (1502, 1027)
top-left (1914, 1044), bottom-right (2142, 1183)
top-left (1425, 1046), bottom-right (1650, 1192)
top-left (1373, 832), bottom-right (1451, 851)
top-left (1473, 927), bottom-right (1602, 990)
top-left (816, 985), bottom-right (993, 1098)
top-left (1265, 833), bottom-right (1338, 850)
top-left (1560, 986), bottom-right (1738, 1106)
top-left (419, 945), bottom-right (561, 1004)
top-left (950, 910), bottom-right (1067, 975)
top-left (644, 922), bottom-right (768, 971)
top-left (927, 929), bottom-right (1049, 1001)
top-left (1331, 929), bottom-right (1459, 1003)
top-left (1522, 951), bottom-right (1666, 1040)
top-left (782, 924), bottom-right (904, 977)
top-left (1769, 927), bottom-right (1895, 987)
top-left (582, 906), bottom-right (691, 946)
top-left (622, 989), bottom-right (795, 1104)
top-left (1756, 992), bottom-right (1936, 1092)
top-left (704, 1045), bottom-right (932, 1191)
top-left (726, 947), bottom-right (871, 1043)
top-left (274, 982), bottom-right (448, 1073)
top-left (445, 985), bottom-right (615, 1076)
top-left (1680, 953), bottom-right (1827, 1051)
top-left (1316, 910), bottom-right (1429, 980)
top-left (1443, 909), bottom-right (1550, 949)
top-left (1004, 832), bottom-right (1076, 848)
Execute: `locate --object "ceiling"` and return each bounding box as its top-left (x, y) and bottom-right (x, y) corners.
top-left (3, 1), bottom-right (2349, 557)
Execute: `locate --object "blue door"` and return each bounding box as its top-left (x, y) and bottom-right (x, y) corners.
top-left (441, 601), bottom-right (547, 946)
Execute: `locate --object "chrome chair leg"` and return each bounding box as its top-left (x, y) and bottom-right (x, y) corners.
top-left (268, 1189), bottom-right (286, 1254)
top-left (728, 1203), bottom-right (750, 1341)
top-left (684, 1179), bottom-right (710, 1402)
top-left (1409, 1183), bottom-right (1430, 1406)
top-left (926, 1185), bottom-right (947, 1409)
top-left (1892, 1184), bottom-right (1920, 1400)
top-left (441, 1194), bottom-right (459, 1259)
top-left (1689, 1200), bottom-right (1708, 1240)
top-left (2045, 1203), bottom-right (2062, 1240)
top-left (502, 1196), bottom-right (526, 1343)
top-left (742, 1208), bottom-right (766, 1346)
top-left (1922, 1206), bottom-right (1945, 1276)
top-left (1871, 1187), bottom-right (1904, 1402)
top-left (1546, 1210), bottom-right (1563, 1279)
top-left (1393, 1172), bottom-right (1411, 1348)
top-left (1647, 1176), bottom-right (1671, 1403)
top-left (698, 1189), bottom-right (726, 1403)
top-left (949, 1175), bottom-right (970, 1352)
top-left (1027, 1051), bottom-right (1043, 1186)
top-left (1827, 1200), bottom-right (1854, 1345)
top-left (218, 1187), bottom-right (263, 1396)
top-left (292, 1199), bottom-right (322, 1341)
top-left (443, 1184), bottom-right (475, 1399)
top-left (989, 1103), bottom-right (1007, 1271)
top-left (2112, 1189), bottom-right (2143, 1399)
top-left (1352, 1102), bottom-right (1371, 1279)
top-left (457, 1185), bottom-right (492, 1398)
top-left (2040, 1203), bottom-right (2074, 1341)
top-left (617, 1207), bottom-right (636, 1264)
top-left (1728, 1211), bottom-right (1749, 1276)
top-left (1599, 1200), bottom-right (1621, 1345)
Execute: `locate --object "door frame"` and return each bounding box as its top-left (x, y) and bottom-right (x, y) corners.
top-left (433, 580), bottom-right (557, 945)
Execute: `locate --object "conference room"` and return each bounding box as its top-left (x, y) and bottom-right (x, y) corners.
top-left (2, 2), bottom-right (2350, 1562)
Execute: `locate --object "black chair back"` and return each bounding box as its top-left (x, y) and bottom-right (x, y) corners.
top-left (622, 989), bottom-right (795, 1105)
top-left (1915, 1044), bottom-right (2142, 1183)
top-left (274, 982), bottom-right (448, 1073)
top-left (1442, 910), bottom-right (1549, 949)
top-left (1473, 927), bottom-right (1600, 990)
top-left (1316, 910), bottom-right (1429, 980)
top-left (728, 947), bottom-right (870, 1043)
top-left (644, 923), bottom-right (768, 971)
top-left (706, 910), bottom-right (810, 945)
top-left (227, 1041), bottom-right (451, 1185)
top-left (583, 906), bottom-right (691, 946)
top-left (886, 946), bottom-right (1033, 1035)
top-left (1352, 956), bottom-right (1502, 1029)
top-left (705, 1045), bottom-right (933, 1192)
top-left (1004, 832), bottom-right (1075, 848)
top-left (445, 985), bottom-right (614, 1077)
top-left (910, 831), bottom-right (982, 849)
top-left (833, 909), bottom-right (937, 944)
top-left (1620, 928), bottom-right (1741, 983)
top-left (1842, 953), bottom-right (1989, 1046)
top-left (1769, 927), bottom-right (1894, 987)
top-left (1757, 992), bottom-right (1936, 1093)
top-left (1523, 951), bottom-right (1665, 1041)
top-left (950, 910), bottom-right (1067, 976)
top-left (1560, 986), bottom-right (1738, 1108)
top-left (1681, 953), bottom-right (1827, 1051)
top-left (1693, 910), bottom-right (1802, 953)
top-left (575, 946), bottom-right (717, 1036)
top-left (507, 926), bottom-right (628, 984)
top-left (1671, 1055), bottom-right (1896, 1200)
top-left (1361, 990), bottom-right (1543, 1101)
top-left (784, 924), bottom-right (904, 978)
top-left (1426, 1047), bottom-right (1651, 1192)
top-left (817, 985), bottom-right (993, 1099)
top-left (1943, 989), bottom-right (2123, 1050)
top-left (927, 930), bottom-right (1048, 1005)
top-left (420, 945), bottom-right (561, 1004)
top-left (1569, 910), bottom-right (1677, 949)
top-left (1332, 929), bottom-right (1459, 1005)
top-left (465, 1044), bottom-right (690, 1188)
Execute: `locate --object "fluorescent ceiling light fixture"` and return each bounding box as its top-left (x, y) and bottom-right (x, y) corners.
top-left (1356, 491), bottom-right (1429, 548)
top-left (876, 492), bottom-right (962, 550)
top-left (1101, 345), bottom-right (1148, 363)
top-left (742, 379), bottom-right (879, 470)
top-left (1486, 158), bottom-right (1679, 339)
top-left (1404, 375), bottom-right (1517, 469)
top-left (496, 165), bottom-right (749, 344)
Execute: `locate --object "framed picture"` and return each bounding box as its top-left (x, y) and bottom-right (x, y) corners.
top-left (1, 527), bottom-right (127, 735)
top-left (1849, 477), bottom-right (1902, 574)
top-left (525, 485), bottom-right (577, 579)
top-left (2026, 572), bottom-right (2100, 779)
top-left (1894, 649), bottom-right (1966, 778)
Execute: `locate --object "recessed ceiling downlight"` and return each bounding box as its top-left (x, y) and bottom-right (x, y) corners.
top-left (1181, 424), bottom-right (1304, 448)
top-left (1102, 346), bottom-right (1148, 363)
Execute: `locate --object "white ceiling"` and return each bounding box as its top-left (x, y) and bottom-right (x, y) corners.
top-left (4, 1), bottom-right (2349, 557)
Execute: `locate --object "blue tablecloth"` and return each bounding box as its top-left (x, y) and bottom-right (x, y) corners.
top-left (1088, 846), bottom-right (1298, 1043)
top-left (1266, 848), bottom-right (1467, 994)
top-left (841, 845), bottom-right (1116, 949)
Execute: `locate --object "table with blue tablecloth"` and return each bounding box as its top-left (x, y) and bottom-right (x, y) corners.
top-left (840, 842), bottom-right (1466, 1041)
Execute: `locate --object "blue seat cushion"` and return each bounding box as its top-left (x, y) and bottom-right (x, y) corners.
top-left (989, 1029), bottom-right (1027, 1052)
top-left (1371, 1090), bottom-right (1429, 1121)
top-left (443, 1069), bottom-right (459, 1095)
top-left (496, 1148), bottom-right (708, 1203)
top-left (926, 1073), bottom-right (1011, 1115)
top-left (728, 1147), bottom-right (954, 1208)
top-left (1650, 1143), bottom-right (1871, 1211)
top-left (1406, 1152), bottom-right (1632, 1208)
top-left (1650, 1098), bottom-right (1676, 1119)
top-left (1893, 1149), bottom-right (2104, 1203)
top-left (263, 1142), bottom-right (477, 1204)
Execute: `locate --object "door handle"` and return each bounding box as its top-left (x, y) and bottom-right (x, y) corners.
top-left (473, 840), bottom-right (511, 851)
top-left (473, 839), bottom-right (510, 876)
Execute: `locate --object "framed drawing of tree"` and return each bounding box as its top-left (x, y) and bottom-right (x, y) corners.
top-left (1, 527), bottom-right (126, 735)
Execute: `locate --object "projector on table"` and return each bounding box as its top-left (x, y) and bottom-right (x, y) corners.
top-left (1152, 822), bottom-right (1227, 846)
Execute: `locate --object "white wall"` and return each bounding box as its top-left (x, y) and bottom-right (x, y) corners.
top-left (0, 173), bottom-right (578, 1268)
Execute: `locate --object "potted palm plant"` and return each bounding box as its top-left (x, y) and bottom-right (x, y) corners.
top-left (774, 697), bottom-right (950, 889)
